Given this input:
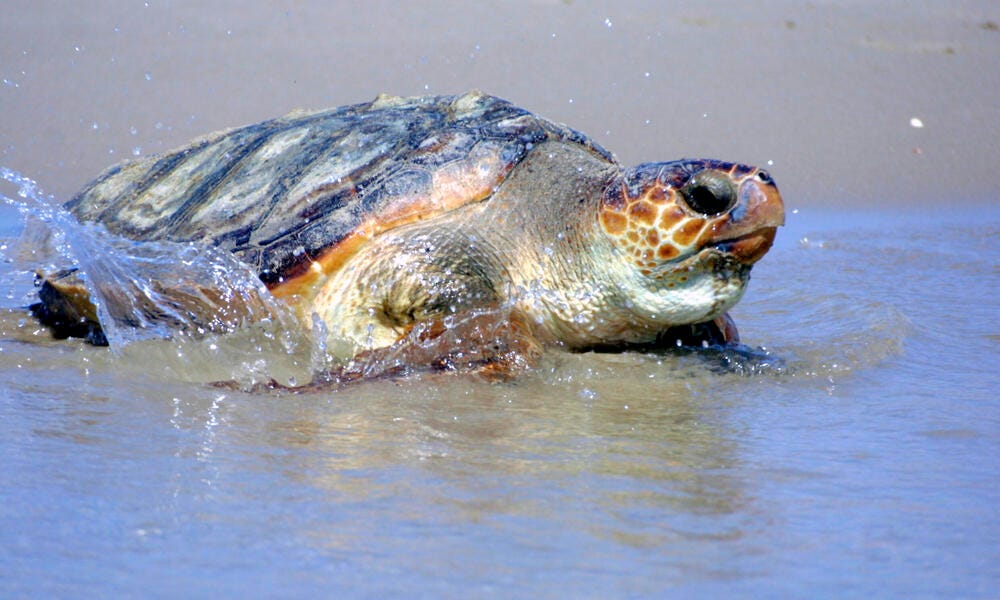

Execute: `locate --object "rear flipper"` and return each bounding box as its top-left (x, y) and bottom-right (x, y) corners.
top-left (30, 265), bottom-right (278, 346)
top-left (30, 268), bottom-right (107, 345)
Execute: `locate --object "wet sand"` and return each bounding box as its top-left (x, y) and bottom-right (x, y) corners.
top-left (1, 0), bottom-right (998, 209)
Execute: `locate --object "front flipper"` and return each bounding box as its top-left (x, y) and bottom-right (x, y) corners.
top-left (653, 312), bottom-right (785, 376)
top-left (655, 312), bottom-right (740, 347)
top-left (342, 305), bottom-right (542, 382)
top-left (238, 306), bottom-right (544, 391)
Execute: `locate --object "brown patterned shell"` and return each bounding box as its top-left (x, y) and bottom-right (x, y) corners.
top-left (66, 91), bottom-right (615, 290)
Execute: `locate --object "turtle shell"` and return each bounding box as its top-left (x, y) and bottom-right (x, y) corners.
top-left (66, 91), bottom-right (615, 293)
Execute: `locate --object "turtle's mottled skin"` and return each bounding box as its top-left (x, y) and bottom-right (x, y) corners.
top-left (40, 91), bottom-right (784, 377)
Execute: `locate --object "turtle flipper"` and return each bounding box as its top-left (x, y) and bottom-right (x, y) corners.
top-left (224, 307), bottom-right (543, 392)
top-left (339, 306), bottom-right (543, 383)
top-left (30, 264), bottom-right (276, 346)
top-left (655, 312), bottom-right (740, 348)
top-left (31, 268), bottom-right (108, 345)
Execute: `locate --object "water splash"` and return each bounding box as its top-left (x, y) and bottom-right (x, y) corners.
top-left (0, 167), bottom-right (304, 362)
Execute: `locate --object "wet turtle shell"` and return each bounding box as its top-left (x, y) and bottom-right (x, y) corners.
top-left (68, 91), bottom-right (614, 291)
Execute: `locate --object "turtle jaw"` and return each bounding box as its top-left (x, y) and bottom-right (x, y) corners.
top-left (710, 226), bottom-right (778, 265)
top-left (698, 172), bottom-right (784, 266)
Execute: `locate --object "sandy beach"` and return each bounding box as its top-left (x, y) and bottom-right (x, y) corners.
top-left (1, 1), bottom-right (998, 209)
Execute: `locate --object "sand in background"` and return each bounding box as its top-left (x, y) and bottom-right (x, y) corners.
top-left (1, 0), bottom-right (997, 209)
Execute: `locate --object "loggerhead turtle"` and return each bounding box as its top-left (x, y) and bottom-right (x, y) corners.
top-left (33, 91), bottom-right (784, 379)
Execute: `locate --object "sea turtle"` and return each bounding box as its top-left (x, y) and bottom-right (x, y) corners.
top-left (32, 91), bottom-right (784, 380)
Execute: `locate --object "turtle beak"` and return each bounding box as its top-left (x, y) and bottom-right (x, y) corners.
top-left (705, 172), bottom-right (785, 265)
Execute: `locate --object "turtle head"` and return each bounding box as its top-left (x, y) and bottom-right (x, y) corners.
top-left (598, 159), bottom-right (784, 327)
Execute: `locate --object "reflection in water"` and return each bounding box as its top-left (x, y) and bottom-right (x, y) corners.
top-left (250, 360), bottom-right (748, 553)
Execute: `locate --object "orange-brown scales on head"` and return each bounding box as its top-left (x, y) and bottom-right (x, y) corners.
top-left (600, 159), bottom-right (782, 281)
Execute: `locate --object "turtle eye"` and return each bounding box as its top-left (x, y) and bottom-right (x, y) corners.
top-left (680, 171), bottom-right (737, 216)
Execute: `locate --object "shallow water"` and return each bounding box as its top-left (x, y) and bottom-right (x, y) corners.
top-left (1, 174), bottom-right (997, 596)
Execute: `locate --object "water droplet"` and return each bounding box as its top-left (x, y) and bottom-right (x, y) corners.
top-left (91, 122), bottom-right (99, 130)
top-left (144, 72), bottom-right (152, 81)
top-left (132, 146), bottom-right (142, 156)
top-left (129, 125), bottom-right (138, 135)
top-left (604, 18), bottom-right (613, 28)
top-left (909, 117), bottom-right (924, 128)
top-left (644, 71), bottom-right (651, 78)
